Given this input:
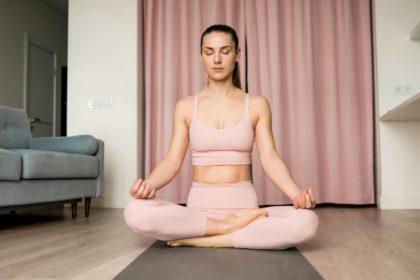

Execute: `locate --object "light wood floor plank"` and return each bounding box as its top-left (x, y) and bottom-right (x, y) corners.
top-left (297, 207), bottom-right (420, 280)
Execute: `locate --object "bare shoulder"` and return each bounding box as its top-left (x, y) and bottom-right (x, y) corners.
top-left (249, 93), bottom-right (271, 121)
top-left (249, 93), bottom-right (269, 108)
top-left (174, 95), bottom-right (195, 125)
top-left (175, 95), bottom-right (194, 109)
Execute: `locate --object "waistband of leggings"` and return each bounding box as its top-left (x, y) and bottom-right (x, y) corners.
top-left (191, 180), bottom-right (253, 187)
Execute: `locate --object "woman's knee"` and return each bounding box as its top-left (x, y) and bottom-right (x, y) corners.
top-left (123, 199), bottom-right (157, 233)
top-left (296, 209), bottom-right (319, 243)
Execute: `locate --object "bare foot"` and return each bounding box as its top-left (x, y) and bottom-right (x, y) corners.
top-left (167, 233), bottom-right (233, 248)
top-left (166, 210), bottom-right (268, 248)
top-left (222, 209), bottom-right (268, 234)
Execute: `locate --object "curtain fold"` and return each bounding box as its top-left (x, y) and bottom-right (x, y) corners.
top-left (143, 0), bottom-right (374, 205)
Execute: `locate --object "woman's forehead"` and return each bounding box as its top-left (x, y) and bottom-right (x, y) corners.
top-left (202, 32), bottom-right (233, 48)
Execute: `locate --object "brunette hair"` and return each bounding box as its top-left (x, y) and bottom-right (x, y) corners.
top-left (200, 24), bottom-right (241, 89)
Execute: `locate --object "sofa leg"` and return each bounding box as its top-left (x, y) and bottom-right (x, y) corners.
top-left (71, 202), bottom-right (77, 218)
top-left (85, 197), bottom-right (91, 217)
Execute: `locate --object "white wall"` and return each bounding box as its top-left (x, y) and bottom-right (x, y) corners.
top-left (373, 0), bottom-right (420, 208)
top-left (68, 0), bottom-right (139, 208)
top-left (0, 0), bottom-right (67, 134)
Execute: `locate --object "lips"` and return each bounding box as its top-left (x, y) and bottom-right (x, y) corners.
top-left (212, 67), bottom-right (224, 72)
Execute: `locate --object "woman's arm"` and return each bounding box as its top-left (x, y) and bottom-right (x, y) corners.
top-left (253, 95), bottom-right (315, 208)
top-left (130, 97), bottom-right (191, 198)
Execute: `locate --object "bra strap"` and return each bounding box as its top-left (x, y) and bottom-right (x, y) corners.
top-left (193, 93), bottom-right (199, 119)
top-left (244, 94), bottom-right (250, 119)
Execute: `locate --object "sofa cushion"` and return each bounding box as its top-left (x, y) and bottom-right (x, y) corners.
top-left (0, 149), bottom-right (21, 181)
top-left (12, 149), bottom-right (99, 179)
top-left (0, 105), bottom-right (32, 149)
top-left (29, 135), bottom-right (98, 155)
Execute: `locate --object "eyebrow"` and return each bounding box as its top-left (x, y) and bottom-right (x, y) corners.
top-left (203, 46), bottom-right (232, 50)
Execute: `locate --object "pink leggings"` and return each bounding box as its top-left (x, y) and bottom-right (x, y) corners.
top-left (124, 180), bottom-right (319, 250)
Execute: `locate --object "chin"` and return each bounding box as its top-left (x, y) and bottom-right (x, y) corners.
top-left (208, 73), bottom-right (232, 82)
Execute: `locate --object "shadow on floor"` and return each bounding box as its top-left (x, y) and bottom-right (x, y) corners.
top-left (0, 206), bottom-right (69, 229)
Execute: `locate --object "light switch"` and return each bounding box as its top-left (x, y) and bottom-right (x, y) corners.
top-left (88, 98), bottom-right (113, 109)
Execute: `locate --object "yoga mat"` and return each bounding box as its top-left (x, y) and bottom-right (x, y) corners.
top-left (114, 241), bottom-right (323, 280)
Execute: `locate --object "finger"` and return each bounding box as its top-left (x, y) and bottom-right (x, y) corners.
top-left (140, 182), bottom-right (149, 199)
top-left (308, 188), bottom-right (316, 208)
top-left (147, 188), bottom-right (156, 199)
top-left (133, 178), bottom-right (143, 188)
top-left (129, 179), bottom-right (137, 195)
top-left (308, 187), bottom-right (315, 202)
top-left (305, 193), bottom-right (311, 208)
top-left (135, 181), bottom-right (147, 198)
top-left (130, 179), bottom-right (143, 194)
top-left (292, 196), bottom-right (299, 209)
top-left (142, 183), bottom-right (151, 199)
top-left (295, 195), bottom-right (302, 209)
top-left (300, 193), bottom-right (305, 209)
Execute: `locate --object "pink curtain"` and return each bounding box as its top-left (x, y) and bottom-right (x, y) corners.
top-left (143, 0), bottom-right (374, 205)
top-left (246, 0), bottom-right (374, 204)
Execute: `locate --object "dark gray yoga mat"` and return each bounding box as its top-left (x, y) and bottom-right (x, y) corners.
top-left (114, 241), bottom-right (323, 280)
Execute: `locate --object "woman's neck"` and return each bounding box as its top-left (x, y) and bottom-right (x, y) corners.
top-left (206, 79), bottom-right (237, 97)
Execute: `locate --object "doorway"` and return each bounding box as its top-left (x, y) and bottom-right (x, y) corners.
top-left (23, 33), bottom-right (57, 137)
top-left (61, 66), bottom-right (67, 136)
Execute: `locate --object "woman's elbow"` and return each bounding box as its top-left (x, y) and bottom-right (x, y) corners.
top-left (260, 151), bottom-right (278, 167)
top-left (164, 156), bottom-right (183, 172)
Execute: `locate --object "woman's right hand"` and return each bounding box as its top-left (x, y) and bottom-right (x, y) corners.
top-left (292, 187), bottom-right (316, 209)
top-left (129, 178), bottom-right (156, 199)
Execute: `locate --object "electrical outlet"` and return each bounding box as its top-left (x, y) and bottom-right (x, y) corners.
top-left (404, 85), bottom-right (415, 95)
top-left (393, 84), bottom-right (415, 96)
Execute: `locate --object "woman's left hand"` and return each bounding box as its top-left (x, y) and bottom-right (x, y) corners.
top-left (292, 187), bottom-right (316, 209)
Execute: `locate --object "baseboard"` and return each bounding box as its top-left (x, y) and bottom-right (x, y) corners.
top-left (379, 194), bottom-right (420, 209)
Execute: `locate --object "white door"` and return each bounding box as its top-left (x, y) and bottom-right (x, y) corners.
top-left (24, 34), bottom-right (57, 137)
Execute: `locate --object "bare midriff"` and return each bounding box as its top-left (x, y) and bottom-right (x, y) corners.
top-left (192, 164), bottom-right (252, 184)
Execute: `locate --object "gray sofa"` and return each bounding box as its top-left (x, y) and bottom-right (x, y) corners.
top-left (0, 105), bottom-right (104, 217)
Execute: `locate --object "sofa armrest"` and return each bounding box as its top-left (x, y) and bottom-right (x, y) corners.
top-left (94, 139), bottom-right (105, 198)
top-left (0, 148), bottom-right (21, 181)
top-left (29, 135), bottom-right (98, 155)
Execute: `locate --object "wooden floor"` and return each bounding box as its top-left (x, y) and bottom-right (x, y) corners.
top-left (0, 206), bottom-right (419, 279)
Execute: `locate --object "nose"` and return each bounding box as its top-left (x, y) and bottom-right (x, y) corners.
top-left (214, 52), bottom-right (222, 64)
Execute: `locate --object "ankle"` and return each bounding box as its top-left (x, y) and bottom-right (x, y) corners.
top-left (219, 219), bottom-right (233, 234)
top-left (205, 218), bottom-right (230, 236)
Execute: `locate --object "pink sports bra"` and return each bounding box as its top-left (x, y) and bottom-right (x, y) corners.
top-left (189, 93), bottom-right (255, 165)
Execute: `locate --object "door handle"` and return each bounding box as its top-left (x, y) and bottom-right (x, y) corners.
top-left (29, 117), bottom-right (41, 123)
top-left (28, 117), bottom-right (52, 125)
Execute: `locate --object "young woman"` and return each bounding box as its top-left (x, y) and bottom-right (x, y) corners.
top-left (124, 24), bottom-right (319, 250)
